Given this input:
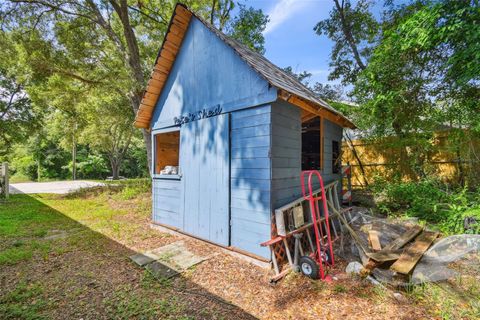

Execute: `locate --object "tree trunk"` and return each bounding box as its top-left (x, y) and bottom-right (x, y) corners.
top-left (110, 158), bottom-right (120, 180)
top-left (129, 90), bottom-right (152, 174)
top-left (109, 0), bottom-right (151, 174)
top-left (37, 159), bottom-right (41, 182)
top-left (142, 129), bottom-right (152, 174)
top-left (334, 0), bottom-right (367, 71)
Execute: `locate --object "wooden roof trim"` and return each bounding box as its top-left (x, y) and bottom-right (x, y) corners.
top-left (134, 4), bottom-right (192, 128)
top-left (134, 3), bottom-right (355, 130)
top-left (278, 90), bottom-right (356, 129)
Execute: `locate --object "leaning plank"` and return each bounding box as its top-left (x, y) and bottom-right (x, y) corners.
top-left (368, 230), bottom-right (382, 251)
top-left (327, 201), bottom-right (370, 255)
top-left (383, 225), bottom-right (423, 251)
top-left (390, 231), bottom-right (438, 275)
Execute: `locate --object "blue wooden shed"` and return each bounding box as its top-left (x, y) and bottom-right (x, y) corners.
top-left (134, 4), bottom-right (355, 260)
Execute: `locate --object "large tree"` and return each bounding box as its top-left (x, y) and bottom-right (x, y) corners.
top-left (0, 0), bottom-right (269, 175)
top-left (314, 0), bottom-right (378, 85)
top-left (317, 0), bottom-right (480, 181)
top-left (0, 67), bottom-right (41, 158)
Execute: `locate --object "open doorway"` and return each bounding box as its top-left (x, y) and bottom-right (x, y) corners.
top-left (302, 116), bottom-right (323, 170)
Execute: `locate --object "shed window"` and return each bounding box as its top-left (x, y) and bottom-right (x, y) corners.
top-left (332, 140), bottom-right (341, 174)
top-left (302, 116), bottom-right (323, 170)
top-left (154, 130), bottom-right (180, 175)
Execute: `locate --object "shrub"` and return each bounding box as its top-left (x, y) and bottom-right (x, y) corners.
top-left (371, 178), bottom-right (480, 234)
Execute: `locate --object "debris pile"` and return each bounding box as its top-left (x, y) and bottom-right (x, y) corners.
top-left (339, 207), bottom-right (480, 287)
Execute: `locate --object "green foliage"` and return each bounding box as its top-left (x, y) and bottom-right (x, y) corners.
top-left (227, 4), bottom-right (269, 54)
top-left (316, 0), bottom-right (480, 182)
top-left (120, 138), bottom-right (149, 178)
top-left (0, 64), bottom-right (41, 157)
top-left (74, 154), bottom-right (109, 179)
top-left (351, 1), bottom-right (480, 140)
top-left (407, 282), bottom-right (480, 320)
top-left (0, 0), bottom-right (270, 180)
top-left (313, 83), bottom-right (345, 101)
top-left (372, 178), bottom-right (449, 220)
top-left (116, 179), bottom-right (152, 200)
top-left (372, 178), bottom-right (480, 234)
top-left (281, 67), bottom-right (347, 102)
top-left (314, 0), bottom-right (378, 84)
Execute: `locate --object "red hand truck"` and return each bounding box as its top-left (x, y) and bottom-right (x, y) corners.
top-left (299, 170), bottom-right (335, 281)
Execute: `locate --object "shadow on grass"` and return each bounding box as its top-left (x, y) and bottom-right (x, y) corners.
top-left (0, 193), bottom-right (256, 320)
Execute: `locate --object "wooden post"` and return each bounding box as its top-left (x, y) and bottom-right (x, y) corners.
top-left (347, 162), bottom-right (352, 207)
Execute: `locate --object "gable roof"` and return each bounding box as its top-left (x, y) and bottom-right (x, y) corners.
top-left (134, 3), bottom-right (355, 129)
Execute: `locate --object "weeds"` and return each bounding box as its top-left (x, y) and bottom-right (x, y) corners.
top-left (371, 178), bottom-right (480, 234)
top-left (333, 284), bottom-right (347, 293)
top-left (0, 241), bottom-right (50, 265)
top-left (0, 282), bottom-right (47, 320)
top-left (104, 286), bottom-right (181, 319)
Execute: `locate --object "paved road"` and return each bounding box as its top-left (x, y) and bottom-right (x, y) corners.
top-left (9, 180), bottom-right (105, 194)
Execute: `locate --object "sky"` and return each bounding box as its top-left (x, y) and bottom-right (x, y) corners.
top-left (244, 0), bottom-right (386, 86)
top-left (247, 0), bottom-right (337, 85)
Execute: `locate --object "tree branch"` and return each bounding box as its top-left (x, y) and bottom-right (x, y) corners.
top-left (10, 0), bottom-right (98, 23)
top-left (85, 0), bottom-right (127, 55)
top-left (334, 0), bottom-right (366, 70)
top-left (0, 84), bottom-right (21, 120)
top-left (127, 5), bottom-right (167, 25)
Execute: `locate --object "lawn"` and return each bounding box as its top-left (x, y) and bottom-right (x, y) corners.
top-left (0, 187), bottom-right (249, 319)
top-left (0, 184), bottom-right (478, 319)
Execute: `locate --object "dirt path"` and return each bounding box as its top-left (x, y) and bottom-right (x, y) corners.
top-left (9, 180), bottom-right (104, 194)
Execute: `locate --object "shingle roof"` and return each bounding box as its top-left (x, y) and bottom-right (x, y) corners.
top-left (134, 3), bottom-right (355, 129)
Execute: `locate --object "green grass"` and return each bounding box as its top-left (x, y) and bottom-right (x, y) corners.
top-left (104, 286), bottom-right (182, 319)
top-left (2, 183), bottom-right (478, 319)
top-left (407, 281), bottom-right (480, 319)
top-left (9, 173), bottom-right (32, 184)
top-left (0, 187), bottom-right (214, 319)
top-left (0, 246), bottom-right (33, 265)
top-left (333, 284), bottom-right (347, 294)
top-left (0, 282), bottom-right (48, 320)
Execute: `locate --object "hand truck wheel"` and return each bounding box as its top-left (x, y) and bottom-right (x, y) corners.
top-left (299, 256), bottom-right (319, 279)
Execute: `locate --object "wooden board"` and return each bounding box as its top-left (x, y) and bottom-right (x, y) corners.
top-left (368, 230), bottom-right (382, 251)
top-left (390, 231), bottom-right (438, 275)
top-left (367, 249), bottom-right (402, 262)
top-left (363, 225), bottom-right (424, 270)
top-left (383, 225), bottom-right (423, 251)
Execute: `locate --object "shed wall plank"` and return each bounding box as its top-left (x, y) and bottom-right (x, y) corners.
top-left (151, 18), bottom-right (276, 130)
top-left (270, 100), bottom-right (344, 209)
top-left (229, 105), bottom-right (272, 258)
top-left (152, 179), bottom-right (182, 228)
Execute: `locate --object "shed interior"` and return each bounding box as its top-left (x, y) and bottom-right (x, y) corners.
top-left (301, 116), bottom-right (322, 171)
top-left (154, 131), bottom-right (180, 175)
